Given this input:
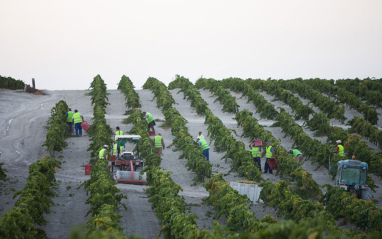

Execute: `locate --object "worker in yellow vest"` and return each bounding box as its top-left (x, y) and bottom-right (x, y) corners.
top-left (115, 126), bottom-right (124, 135)
top-left (197, 131), bottom-right (205, 141)
top-left (290, 149), bottom-right (303, 163)
top-left (153, 132), bottom-right (165, 156)
top-left (143, 112), bottom-right (156, 133)
top-left (197, 138), bottom-right (210, 161)
top-left (113, 143), bottom-right (124, 159)
top-left (264, 141), bottom-right (274, 174)
top-left (334, 140), bottom-right (345, 157)
top-left (72, 109), bottom-right (84, 137)
top-left (65, 108), bottom-right (74, 133)
top-left (99, 145), bottom-right (109, 160)
top-left (249, 142), bottom-right (262, 171)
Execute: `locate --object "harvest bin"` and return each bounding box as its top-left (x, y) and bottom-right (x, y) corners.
top-left (267, 158), bottom-right (278, 170)
top-left (85, 164), bottom-right (93, 175)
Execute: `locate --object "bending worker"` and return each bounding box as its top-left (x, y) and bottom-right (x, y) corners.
top-left (197, 138), bottom-right (210, 161)
top-left (143, 112), bottom-right (156, 132)
top-left (249, 142), bottom-right (262, 171)
top-left (290, 149), bottom-right (303, 163)
top-left (153, 132), bottom-right (165, 156)
top-left (99, 145), bottom-right (109, 161)
top-left (334, 140), bottom-right (345, 157)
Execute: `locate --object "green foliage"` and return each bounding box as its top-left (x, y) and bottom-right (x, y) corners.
top-left (348, 116), bottom-right (382, 149)
top-left (118, 75), bottom-right (142, 109)
top-left (321, 184), bottom-right (382, 232)
top-left (0, 75), bottom-right (25, 90)
top-left (0, 153), bottom-right (6, 181)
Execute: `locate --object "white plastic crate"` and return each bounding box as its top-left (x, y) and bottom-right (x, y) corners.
top-left (229, 182), bottom-right (263, 204)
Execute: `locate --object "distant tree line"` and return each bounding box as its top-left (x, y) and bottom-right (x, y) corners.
top-left (0, 75), bottom-right (25, 90)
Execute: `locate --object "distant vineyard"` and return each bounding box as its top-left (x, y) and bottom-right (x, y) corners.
top-left (0, 75), bottom-right (25, 90)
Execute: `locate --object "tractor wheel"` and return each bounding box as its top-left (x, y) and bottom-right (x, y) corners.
top-left (361, 187), bottom-right (372, 201)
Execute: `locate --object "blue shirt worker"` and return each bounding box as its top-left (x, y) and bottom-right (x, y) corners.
top-left (264, 141), bottom-right (274, 174)
top-left (143, 111), bottom-right (156, 133)
top-left (198, 139), bottom-right (210, 161)
top-left (72, 109), bottom-right (84, 137)
top-left (65, 108), bottom-right (74, 133)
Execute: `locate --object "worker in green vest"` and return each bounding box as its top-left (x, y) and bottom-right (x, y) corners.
top-left (334, 140), bottom-right (345, 157)
top-left (72, 109), bottom-right (84, 137)
top-left (197, 138), bottom-right (210, 161)
top-left (249, 142), bottom-right (262, 171)
top-left (152, 132), bottom-right (165, 156)
top-left (143, 112), bottom-right (156, 133)
top-left (290, 149), bottom-right (303, 163)
top-left (115, 126), bottom-right (124, 135)
top-left (99, 145), bottom-right (109, 160)
top-left (113, 143), bottom-right (124, 159)
top-left (264, 141), bottom-right (274, 174)
top-left (197, 131), bottom-right (205, 141)
top-left (65, 108), bottom-right (74, 133)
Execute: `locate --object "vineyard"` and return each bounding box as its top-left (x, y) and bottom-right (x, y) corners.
top-left (0, 76), bottom-right (382, 238)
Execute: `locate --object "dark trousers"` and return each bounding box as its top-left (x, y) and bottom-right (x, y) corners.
top-left (264, 158), bottom-right (273, 174)
top-left (75, 123), bottom-right (82, 137)
top-left (66, 122), bottom-right (73, 133)
top-left (203, 148), bottom-right (209, 161)
top-left (253, 157), bottom-right (261, 171)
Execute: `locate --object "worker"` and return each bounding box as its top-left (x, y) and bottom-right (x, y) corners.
top-left (290, 149), bottom-right (303, 163)
top-left (65, 108), bottom-right (74, 133)
top-left (143, 112), bottom-right (156, 133)
top-left (197, 131), bottom-right (205, 141)
top-left (99, 145), bottom-right (109, 160)
top-left (113, 142), bottom-right (124, 159)
top-left (334, 140), bottom-right (345, 157)
top-left (153, 132), bottom-right (165, 156)
top-left (115, 126), bottom-right (124, 135)
top-left (264, 141), bottom-right (274, 174)
top-left (72, 109), bottom-right (84, 137)
top-left (197, 138), bottom-right (210, 161)
top-left (249, 142), bottom-right (262, 171)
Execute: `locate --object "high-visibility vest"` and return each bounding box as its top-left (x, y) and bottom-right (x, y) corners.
top-left (67, 111), bottom-right (74, 122)
top-left (73, 112), bottom-right (82, 124)
top-left (251, 146), bottom-right (261, 157)
top-left (338, 145), bottom-right (344, 157)
top-left (292, 149), bottom-right (302, 158)
top-left (266, 146), bottom-right (273, 158)
top-left (99, 148), bottom-right (107, 159)
top-left (113, 144), bottom-right (123, 155)
top-left (116, 130), bottom-right (124, 135)
top-left (197, 134), bottom-right (204, 140)
top-left (155, 136), bottom-right (162, 148)
top-left (199, 139), bottom-right (209, 150)
top-left (145, 112), bottom-right (154, 124)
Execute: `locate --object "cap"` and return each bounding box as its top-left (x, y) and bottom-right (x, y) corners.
top-left (266, 141), bottom-right (271, 144)
top-left (103, 145), bottom-right (108, 148)
top-left (336, 140), bottom-right (341, 143)
top-left (290, 149), bottom-right (293, 154)
top-left (68, 108), bottom-right (71, 110)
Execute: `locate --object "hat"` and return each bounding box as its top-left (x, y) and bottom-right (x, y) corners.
top-left (266, 141), bottom-right (271, 144)
top-left (103, 145), bottom-right (108, 148)
top-left (290, 149), bottom-right (293, 154)
top-left (336, 140), bottom-right (341, 143)
top-left (68, 108), bottom-right (71, 110)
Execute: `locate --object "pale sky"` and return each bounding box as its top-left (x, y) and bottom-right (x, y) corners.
top-left (1, 0), bottom-right (381, 90)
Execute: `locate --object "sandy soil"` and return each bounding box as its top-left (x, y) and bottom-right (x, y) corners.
top-left (1, 87), bottom-right (381, 239)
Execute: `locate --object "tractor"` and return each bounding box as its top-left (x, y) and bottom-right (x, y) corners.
top-left (334, 159), bottom-right (372, 200)
top-left (109, 135), bottom-right (146, 185)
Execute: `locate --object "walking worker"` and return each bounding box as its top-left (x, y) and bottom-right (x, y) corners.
top-left (197, 138), bottom-right (210, 161)
top-left (249, 142), bottom-right (262, 171)
top-left (153, 132), bottom-right (165, 156)
top-left (115, 126), bottom-right (124, 135)
top-left (65, 108), bottom-right (74, 133)
top-left (197, 131), bottom-right (205, 141)
top-left (334, 140), bottom-right (345, 157)
top-left (143, 112), bottom-right (156, 132)
top-left (290, 149), bottom-right (303, 163)
top-left (113, 142), bottom-right (124, 159)
top-left (72, 109), bottom-right (84, 137)
top-left (264, 141), bottom-right (274, 174)
top-left (99, 145), bottom-right (109, 160)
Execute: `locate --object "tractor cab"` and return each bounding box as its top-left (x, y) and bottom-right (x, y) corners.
top-left (334, 159), bottom-right (371, 200)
